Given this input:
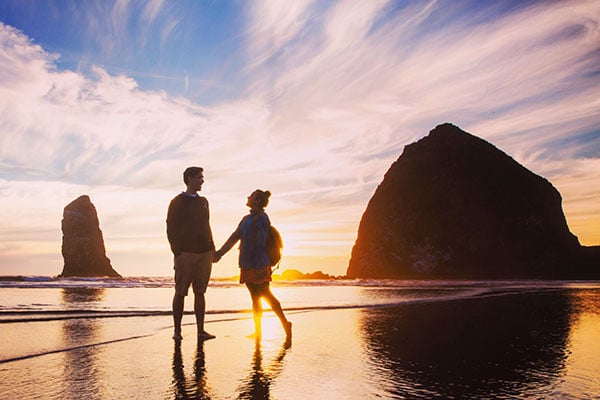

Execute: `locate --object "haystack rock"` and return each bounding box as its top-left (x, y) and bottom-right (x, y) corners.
top-left (59, 195), bottom-right (121, 278)
top-left (347, 123), bottom-right (600, 280)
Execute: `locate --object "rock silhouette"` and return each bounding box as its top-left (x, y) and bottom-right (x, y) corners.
top-left (347, 123), bottom-right (600, 279)
top-left (59, 195), bottom-right (121, 278)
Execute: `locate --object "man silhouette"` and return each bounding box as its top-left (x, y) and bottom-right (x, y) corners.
top-left (167, 166), bottom-right (215, 341)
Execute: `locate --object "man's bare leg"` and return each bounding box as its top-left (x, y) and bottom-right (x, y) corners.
top-left (173, 294), bottom-right (185, 340)
top-left (195, 293), bottom-right (215, 340)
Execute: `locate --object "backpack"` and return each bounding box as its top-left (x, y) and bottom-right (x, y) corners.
top-left (266, 225), bottom-right (283, 267)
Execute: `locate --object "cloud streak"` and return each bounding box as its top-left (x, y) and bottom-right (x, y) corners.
top-left (0, 0), bottom-right (599, 277)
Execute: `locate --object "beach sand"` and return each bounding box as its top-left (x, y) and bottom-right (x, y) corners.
top-left (1, 289), bottom-right (600, 399)
top-left (1, 308), bottom-right (373, 399)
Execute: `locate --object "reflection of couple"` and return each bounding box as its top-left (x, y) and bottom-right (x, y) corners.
top-left (167, 166), bottom-right (292, 341)
top-left (172, 338), bottom-right (290, 400)
top-left (236, 338), bottom-right (291, 400)
top-left (172, 341), bottom-right (212, 400)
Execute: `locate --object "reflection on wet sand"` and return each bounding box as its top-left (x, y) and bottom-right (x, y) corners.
top-left (360, 290), bottom-right (576, 399)
top-left (172, 340), bottom-right (213, 399)
top-left (60, 288), bottom-right (105, 399)
top-left (236, 338), bottom-right (291, 400)
top-left (61, 287), bottom-right (106, 306)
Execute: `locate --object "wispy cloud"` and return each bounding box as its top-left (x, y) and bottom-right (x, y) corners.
top-left (243, 0), bottom-right (600, 194)
top-left (246, 0), bottom-right (317, 66)
top-left (141, 0), bottom-right (165, 25)
top-left (0, 0), bottom-right (599, 277)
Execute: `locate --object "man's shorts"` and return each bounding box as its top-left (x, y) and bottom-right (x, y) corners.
top-left (174, 251), bottom-right (213, 296)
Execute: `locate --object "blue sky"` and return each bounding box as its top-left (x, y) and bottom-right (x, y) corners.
top-left (0, 1), bottom-right (248, 104)
top-left (0, 0), bottom-right (599, 278)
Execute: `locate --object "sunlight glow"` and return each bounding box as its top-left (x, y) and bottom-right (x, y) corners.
top-left (561, 295), bottom-right (600, 396)
top-left (0, 1), bottom-right (599, 277)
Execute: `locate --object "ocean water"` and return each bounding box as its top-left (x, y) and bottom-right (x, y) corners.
top-left (0, 277), bottom-right (513, 323)
top-left (1, 277), bottom-right (599, 399)
top-left (2, 276), bottom-right (584, 316)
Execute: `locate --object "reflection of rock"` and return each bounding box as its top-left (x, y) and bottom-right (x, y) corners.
top-left (347, 123), bottom-right (600, 279)
top-left (61, 315), bottom-right (101, 397)
top-left (59, 195), bottom-right (121, 277)
top-left (61, 287), bottom-right (106, 304)
top-left (360, 292), bottom-right (573, 398)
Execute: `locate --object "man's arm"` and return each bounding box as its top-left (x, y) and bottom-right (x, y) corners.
top-left (166, 197), bottom-right (182, 256)
top-left (202, 197), bottom-right (216, 251)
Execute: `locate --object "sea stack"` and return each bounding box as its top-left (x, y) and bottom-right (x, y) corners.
top-left (59, 195), bottom-right (121, 278)
top-left (347, 123), bottom-right (600, 280)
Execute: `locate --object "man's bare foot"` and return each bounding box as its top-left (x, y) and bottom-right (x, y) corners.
top-left (198, 331), bottom-right (216, 341)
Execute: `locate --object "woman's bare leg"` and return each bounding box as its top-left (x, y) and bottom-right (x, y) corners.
top-left (247, 283), bottom-right (263, 337)
top-left (263, 285), bottom-right (292, 338)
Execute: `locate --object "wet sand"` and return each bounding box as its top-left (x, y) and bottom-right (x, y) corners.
top-left (1, 288), bottom-right (599, 399)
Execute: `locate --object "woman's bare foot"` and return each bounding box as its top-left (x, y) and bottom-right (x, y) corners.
top-left (284, 321), bottom-right (292, 339)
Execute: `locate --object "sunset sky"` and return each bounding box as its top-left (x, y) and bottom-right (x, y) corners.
top-left (0, 0), bottom-right (599, 278)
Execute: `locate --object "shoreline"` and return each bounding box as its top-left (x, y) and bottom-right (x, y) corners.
top-left (1, 284), bottom-right (599, 399)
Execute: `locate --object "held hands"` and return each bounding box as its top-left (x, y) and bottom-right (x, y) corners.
top-left (213, 249), bottom-right (223, 263)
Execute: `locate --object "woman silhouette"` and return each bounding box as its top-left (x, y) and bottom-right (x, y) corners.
top-left (214, 190), bottom-right (292, 339)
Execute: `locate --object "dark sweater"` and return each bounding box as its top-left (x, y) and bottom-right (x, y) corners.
top-left (166, 193), bottom-right (215, 256)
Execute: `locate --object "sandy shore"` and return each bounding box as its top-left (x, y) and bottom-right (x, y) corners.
top-left (1, 307), bottom-right (373, 399)
top-left (2, 289), bottom-right (600, 399)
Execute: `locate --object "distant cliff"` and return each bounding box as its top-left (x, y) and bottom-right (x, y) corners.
top-left (59, 195), bottom-right (121, 278)
top-left (347, 123), bottom-right (600, 279)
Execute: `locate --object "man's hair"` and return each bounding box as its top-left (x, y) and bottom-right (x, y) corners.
top-left (183, 166), bottom-right (203, 184)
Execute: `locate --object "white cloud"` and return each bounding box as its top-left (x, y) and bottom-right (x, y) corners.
top-left (246, 0), bottom-right (317, 65)
top-left (244, 0), bottom-right (600, 191)
top-left (141, 0), bottom-right (165, 25)
top-left (0, 0), bottom-right (599, 277)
